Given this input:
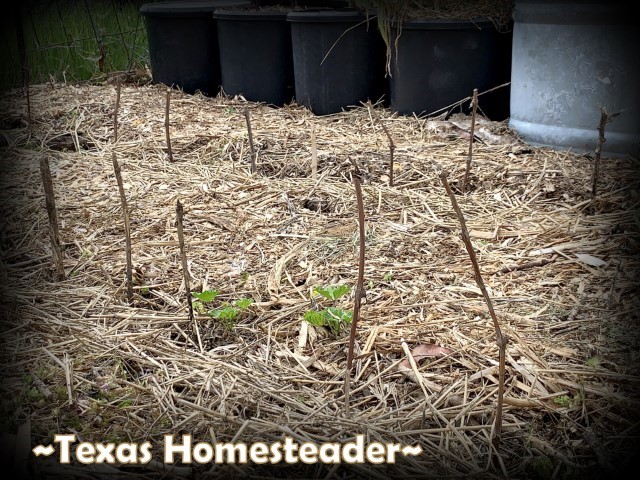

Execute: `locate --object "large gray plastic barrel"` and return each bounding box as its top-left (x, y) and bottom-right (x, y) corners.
top-left (509, 1), bottom-right (639, 157)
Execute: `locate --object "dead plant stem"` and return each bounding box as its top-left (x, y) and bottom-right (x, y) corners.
top-left (462, 88), bottom-right (478, 193)
top-left (165, 87), bottom-right (174, 162)
top-left (244, 108), bottom-right (256, 174)
top-left (439, 172), bottom-right (507, 450)
top-left (175, 200), bottom-right (201, 352)
top-left (39, 157), bottom-right (64, 279)
top-left (113, 78), bottom-right (121, 142)
top-left (111, 152), bottom-right (133, 304)
top-left (344, 174), bottom-right (366, 415)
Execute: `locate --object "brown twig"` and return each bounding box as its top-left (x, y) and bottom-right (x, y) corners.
top-left (311, 124), bottom-right (317, 180)
top-left (165, 87), bottom-right (174, 162)
top-left (344, 174), bottom-right (366, 415)
top-left (497, 258), bottom-right (554, 274)
top-left (244, 107), bottom-right (256, 174)
top-left (111, 152), bottom-right (133, 304)
top-left (440, 171), bottom-right (507, 452)
top-left (369, 106), bottom-right (396, 187)
top-left (39, 157), bottom-right (64, 279)
top-left (591, 107), bottom-right (620, 197)
top-left (462, 88), bottom-right (478, 193)
top-left (113, 78), bottom-right (121, 142)
top-left (175, 200), bottom-right (202, 353)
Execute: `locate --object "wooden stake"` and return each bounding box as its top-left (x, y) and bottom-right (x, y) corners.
top-left (113, 78), bottom-right (121, 142)
top-left (244, 107), bottom-right (256, 173)
top-left (369, 106), bottom-right (396, 187)
top-left (111, 152), bottom-right (133, 304)
top-left (440, 171), bottom-right (507, 451)
top-left (175, 200), bottom-right (202, 353)
top-left (165, 87), bottom-right (174, 162)
top-left (591, 107), bottom-right (619, 197)
top-left (39, 158), bottom-right (64, 279)
top-left (462, 88), bottom-right (478, 193)
top-left (344, 174), bottom-right (366, 415)
top-left (311, 124), bottom-right (317, 180)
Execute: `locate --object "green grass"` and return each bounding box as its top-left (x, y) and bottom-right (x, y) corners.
top-left (1, 1), bottom-right (149, 91)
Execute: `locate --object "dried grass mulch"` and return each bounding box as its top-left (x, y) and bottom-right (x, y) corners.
top-left (0, 81), bottom-right (639, 479)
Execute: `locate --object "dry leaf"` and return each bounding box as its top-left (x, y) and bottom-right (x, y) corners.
top-left (398, 343), bottom-right (454, 370)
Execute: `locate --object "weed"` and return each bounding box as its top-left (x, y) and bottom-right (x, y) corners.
top-left (553, 393), bottom-right (582, 408)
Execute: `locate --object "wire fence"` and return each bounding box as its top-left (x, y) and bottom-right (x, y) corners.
top-left (2, 0), bottom-right (149, 92)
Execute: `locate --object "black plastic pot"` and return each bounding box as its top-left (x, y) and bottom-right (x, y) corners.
top-left (288, 10), bottom-right (385, 115)
top-left (140, 0), bottom-right (250, 95)
top-left (390, 19), bottom-right (512, 120)
top-left (214, 10), bottom-right (294, 106)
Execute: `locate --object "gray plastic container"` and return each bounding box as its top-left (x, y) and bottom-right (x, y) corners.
top-left (509, 0), bottom-right (639, 157)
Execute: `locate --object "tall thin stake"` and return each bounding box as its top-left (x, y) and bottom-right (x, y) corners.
top-left (311, 125), bottom-right (317, 180)
top-left (440, 172), bottom-right (507, 452)
top-left (165, 87), bottom-right (174, 162)
top-left (370, 107), bottom-right (396, 186)
top-left (112, 152), bottom-right (133, 304)
top-left (344, 174), bottom-right (366, 415)
top-left (39, 158), bottom-right (64, 279)
top-left (175, 200), bottom-right (203, 353)
top-left (113, 78), bottom-right (121, 142)
top-left (591, 107), bottom-right (619, 197)
top-left (244, 108), bottom-right (256, 173)
top-left (462, 88), bottom-right (478, 193)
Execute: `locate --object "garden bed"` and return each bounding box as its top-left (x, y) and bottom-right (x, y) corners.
top-left (0, 81), bottom-right (639, 479)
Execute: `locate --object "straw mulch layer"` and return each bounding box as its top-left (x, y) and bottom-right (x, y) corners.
top-left (0, 82), bottom-right (639, 479)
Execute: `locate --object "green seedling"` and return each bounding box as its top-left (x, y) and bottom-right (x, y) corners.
top-left (553, 393), bottom-right (582, 408)
top-left (303, 284), bottom-right (353, 334)
top-left (192, 290), bottom-right (220, 303)
top-left (193, 290), bottom-right (254, 331)
top-left (314, 284), bottom-right (350, 301)
top-left (192, 289), bottom-right (220, 315)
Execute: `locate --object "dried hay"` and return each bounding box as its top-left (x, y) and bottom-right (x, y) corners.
top-left (0, 81), bottom-right (639, 479)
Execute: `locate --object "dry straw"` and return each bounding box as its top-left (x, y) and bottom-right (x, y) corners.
top-left (0, 81), bottom-right (638, 478)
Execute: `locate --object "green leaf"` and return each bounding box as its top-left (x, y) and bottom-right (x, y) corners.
top-left (325, 307), bottom-right (353, 324)
top-left (586, 356), bottom-right (601, 367)
top-left (314, 284), bottom-right (350, 301)
top-left (303, 310), bottom-right (326, 327)
top-left (192, 290), bottom-right (220, 303)
top-left (553, 395), bottom-right (572, 407)
top-left (192, 300), bottom-right (206, 314)
top-left (234, 298), bottom-right (254, 309)
top-left (209, 306), bottom-right (238, 320)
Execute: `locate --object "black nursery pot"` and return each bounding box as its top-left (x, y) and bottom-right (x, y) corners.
top-left (288, 10), bottom-right (386, 115)
top-left (214, 10), bottom-right (294, 106)
top-left (390, 19), bottom-right (512, 120)
top-left (140, 0), bottom-right (250, 96)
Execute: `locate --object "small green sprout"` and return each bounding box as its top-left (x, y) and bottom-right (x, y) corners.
top-left (303, 284), bottom-right (353, 334)
top-left (313, 284), bottom-right (350, 301)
